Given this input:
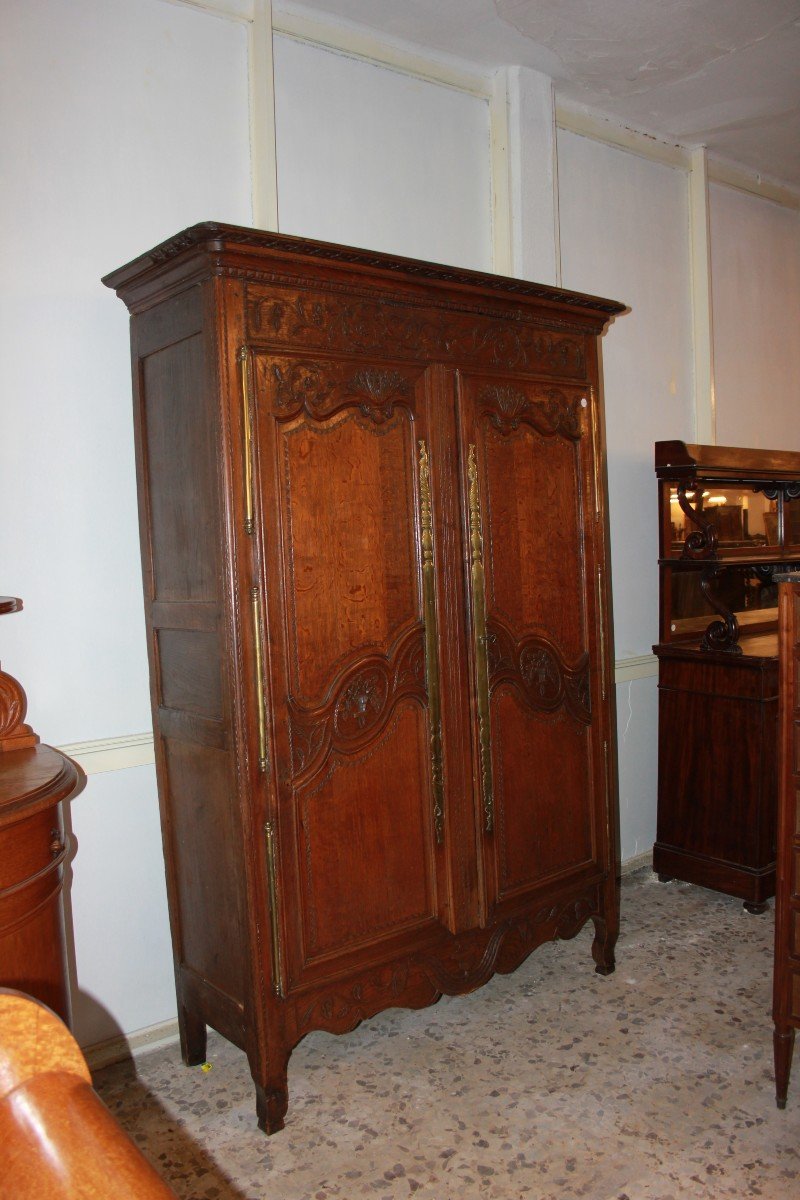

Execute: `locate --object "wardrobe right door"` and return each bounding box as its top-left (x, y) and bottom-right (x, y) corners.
top-left (456, 372), bottom-right (612, 922)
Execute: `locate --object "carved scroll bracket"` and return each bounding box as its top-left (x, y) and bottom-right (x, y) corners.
top-left (699, 568), bottom-right (742, 655)
top-left (677, 484), bottom-right (718, 560)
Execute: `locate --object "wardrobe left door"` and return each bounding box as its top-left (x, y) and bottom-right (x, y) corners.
top-left (247, 348), bottom-right (455, 999)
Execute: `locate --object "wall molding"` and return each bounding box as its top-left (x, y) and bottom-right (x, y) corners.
top-left (708, 158), bottom-right (800, 211)
top-left (556, 99), bottom-right (799, 211)
top-left (59, 733), bottom-right (156, 776)
top-left (556, 100), bottom-right (692, 171)
top-left (688, 147), bottom-right (717, 444)
top-left (273, 5), bottom-right (491, 98)
top-left (167, 0), bottom-right (800, 215)
top-left (60, 655), bottom-right (658, 776)
top-left (614, 654), bottom-right (658, 683)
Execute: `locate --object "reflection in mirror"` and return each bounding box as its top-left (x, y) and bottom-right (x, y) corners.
top-left (668, 568), bottom-right (778, 639)
top-left (667, 486), bottom-right (778, 554)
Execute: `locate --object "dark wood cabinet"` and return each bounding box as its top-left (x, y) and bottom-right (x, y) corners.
top-left (654, 642), bottom-right (778, 908)
top-left (104, 224), bottom-right (623, 1133)
top-left (653, 442), bottom-right (800, 910)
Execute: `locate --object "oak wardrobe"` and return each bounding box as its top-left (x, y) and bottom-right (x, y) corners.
top-left (104, 224), bottom-right (624, 1133)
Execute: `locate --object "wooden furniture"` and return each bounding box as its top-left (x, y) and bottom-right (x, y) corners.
top-left (653, 443), bottom-right (800, 911)
top-left (0, 988), bottom-right (178, 1198)
top-left (774, 572), bottom-right (800, 1108)
top-left (104, 223), bottom-right (624, 1134)
top-left (0, 599), bottom-right (85, 1023)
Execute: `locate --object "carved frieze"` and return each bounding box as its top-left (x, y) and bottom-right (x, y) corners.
top-left (247, 286), bottom-right (587, 378)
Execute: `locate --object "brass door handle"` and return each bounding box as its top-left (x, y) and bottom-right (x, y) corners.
top-left (240, 345), bottom-right (255, 535)
top-left (264, 820), bottom-right (284, 997)
top-left (468, 444), bottom-right (494, 833)
top-left (251, 586), bottom-right (269, 774)
top-left (418, 440), bottom-right (445, 843)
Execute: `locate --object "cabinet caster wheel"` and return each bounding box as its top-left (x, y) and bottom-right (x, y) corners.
top-left (743, 900), bottom-right (768, 915)
top-left (657, 873), bottom-right (674, 884)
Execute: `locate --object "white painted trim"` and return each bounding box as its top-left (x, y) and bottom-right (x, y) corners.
top-left (489, 70), bottom-right (513, 276)
top-left (614, 655), bottom-right (658, 683)
top-left (689, 147), bottom-right (717, 445)
top-left (708, 159), bottom-right (800, 211)
top-left (58, 733), bottom-right (156, 776)
top-left (161, 0), bottom-right (255, 24)
top-left (272, 5), bottom-right (492, 99)
top-left (249, 0), bottom-right (279, 229)
top-left (556, 100), bottom-right (692, 171)
top-left (556, 98), bottom-right (799, 211)
top-left (84, 1018), bottom-right (180, 1072)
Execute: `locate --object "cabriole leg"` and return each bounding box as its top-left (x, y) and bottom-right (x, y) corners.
top-left (255, 1073), bottom-right (289, 1135)
top-left (591, 913), bottom-right (617, 977)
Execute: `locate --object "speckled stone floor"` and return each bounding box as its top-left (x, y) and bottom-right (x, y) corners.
top-left (94, 869), bottom-right (799, 1199)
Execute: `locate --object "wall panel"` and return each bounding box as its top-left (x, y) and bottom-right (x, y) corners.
top-left (273, 33), bottom-right (492, 270)
top-left (710, 184), bottom-right (800, 449)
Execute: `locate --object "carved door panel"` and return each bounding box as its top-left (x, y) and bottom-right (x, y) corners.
top-left (456, 373), bottom-right (606, 922)
top-left (250, 351), bottom-right (451, 992)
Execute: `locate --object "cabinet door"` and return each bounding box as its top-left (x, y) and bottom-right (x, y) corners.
top-left (456, 373), bottom-right (608, 921)
top-left (250, 351), bottom-right (451, 992)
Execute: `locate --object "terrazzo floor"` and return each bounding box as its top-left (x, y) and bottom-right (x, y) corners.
top-left (94, 869), bottom-right (799, 1199)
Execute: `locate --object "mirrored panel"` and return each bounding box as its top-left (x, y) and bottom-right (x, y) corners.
top-left (666, 567), bottom-right (778, 641)
top-left (661, 483), bottom-right (779, 558)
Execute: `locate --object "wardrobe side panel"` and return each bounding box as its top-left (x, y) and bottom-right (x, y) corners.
top-left (132, 286), bottom-right (247, 1020)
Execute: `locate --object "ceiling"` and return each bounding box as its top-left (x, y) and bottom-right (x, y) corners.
top-left (277, 0), bottom-right (800, 193)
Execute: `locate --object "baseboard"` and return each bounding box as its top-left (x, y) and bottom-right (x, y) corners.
top-left (84, 1017), bottom-right (180, 1072)
top-left (620, 849), bottom-right (653, 876)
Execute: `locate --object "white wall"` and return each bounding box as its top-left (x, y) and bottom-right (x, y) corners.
top-left (1, 0), bottom-right (252, 1048)
top-left (710, 183), bottom-right (800, 449)
top-left (273, 33), bottom-right (492, 269)
top-left (557, 132), bottom-right (695, 860)
top-left (558, 131), bottom-right (695, 658)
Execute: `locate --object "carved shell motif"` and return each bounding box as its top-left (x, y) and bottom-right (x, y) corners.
top-left (348, 369), bottom-right (410, 423)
